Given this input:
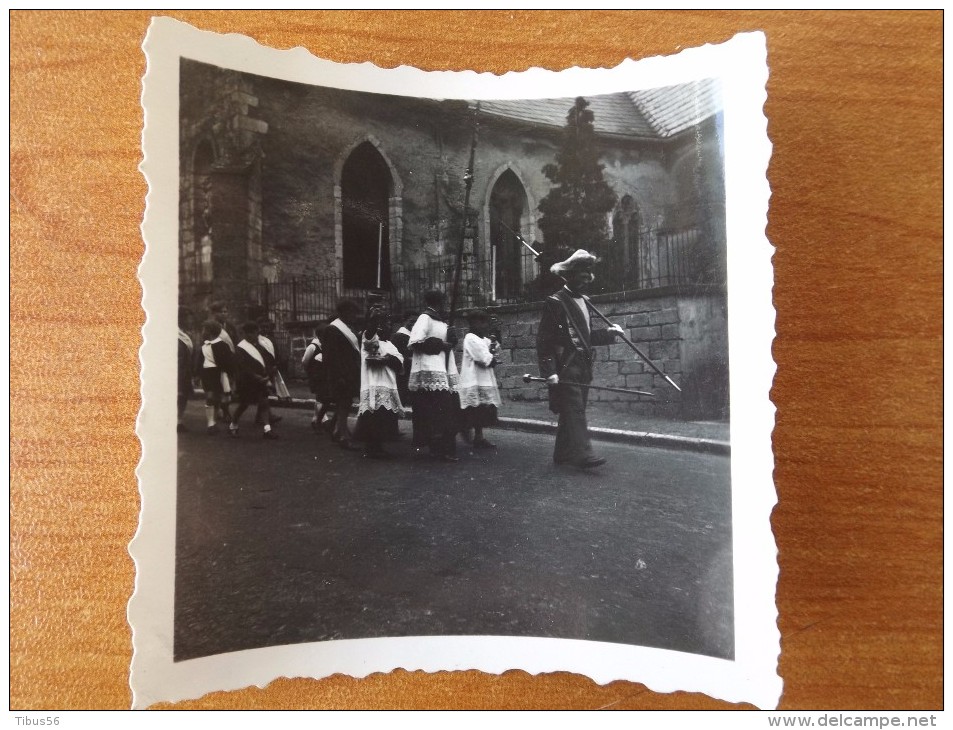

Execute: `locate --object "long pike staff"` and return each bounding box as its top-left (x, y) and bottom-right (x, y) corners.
top-left (521, 374), bottom-right (653, 398)
top-left (499, 219), bottom-right (682, 393)
top-left (448, 102), bottom-right (480, 321)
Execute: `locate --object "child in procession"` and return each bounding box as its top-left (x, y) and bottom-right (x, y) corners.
top-left (198, 320), bottom-right (234, 434)
top-left (302, 332), bottom-right (331, 432)
top-left (230, 321), bottom-right (278, 440)
top-left (177, 306), bottom-right (194, 433)
top-left (459, 309), bottom-right (503, 450)
top-left (408, 290), bottom-right (460, 462)
top-left (256, 318), bottom-right (286, 425)
top-left (389, 311), bottom-right (416, 406)
top-left (209, 301), bottom-right (237, 423)
top-left (322, 299), bottom-right (363, 450)
top-left (356, 304), bottom-right (405, 459)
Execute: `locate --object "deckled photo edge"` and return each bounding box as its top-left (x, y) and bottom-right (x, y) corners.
top-left (132, 17), bottom-right (778, 710)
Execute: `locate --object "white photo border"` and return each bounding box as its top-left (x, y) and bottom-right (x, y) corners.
top-left (132, 17), bottom-right (778, 709)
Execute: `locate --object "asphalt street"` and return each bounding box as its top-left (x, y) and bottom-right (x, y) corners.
top-left (174, 403), bottom-right (733, 662)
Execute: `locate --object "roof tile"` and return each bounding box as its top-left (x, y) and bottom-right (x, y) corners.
top-left (474, 79), bottom-right (721, 140)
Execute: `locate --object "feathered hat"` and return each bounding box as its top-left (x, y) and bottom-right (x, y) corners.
top-left (550, 249), bottom-right (598, 276)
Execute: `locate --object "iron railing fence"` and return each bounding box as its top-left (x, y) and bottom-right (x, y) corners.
top-left (181, 223), bottom-right (722, 336)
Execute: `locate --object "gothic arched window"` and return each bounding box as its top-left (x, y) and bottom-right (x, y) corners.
top-left (342, 142), bottom-right (393, 289)
top-left (611, 194), bottom-right (641, 288)
top-left (489, 169), bottom-right (531, 300)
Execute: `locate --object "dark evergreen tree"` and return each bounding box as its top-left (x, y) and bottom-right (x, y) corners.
top-left (537, 97), bottom-right (618, 260)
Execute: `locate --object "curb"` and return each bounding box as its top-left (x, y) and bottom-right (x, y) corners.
top-left (493, 417), bottom-right (730, 456)
top-left (264, 395), bottom-right (730, 455)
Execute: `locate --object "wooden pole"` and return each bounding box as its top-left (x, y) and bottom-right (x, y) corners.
top-left (448, 102), bottom-right (480, 320)
top-left (491, 238), bottom-right (497, 301)
top-left (501, 219), bottom-right (682, 393)
top-left (376, 221), bottom-right (383, 289)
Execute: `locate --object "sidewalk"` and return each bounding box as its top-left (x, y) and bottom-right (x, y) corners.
top-left (270, 382), bottom-right (730, 455)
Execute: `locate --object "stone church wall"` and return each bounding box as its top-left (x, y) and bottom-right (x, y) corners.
top-left (487, 286), bottom-right (728, 420)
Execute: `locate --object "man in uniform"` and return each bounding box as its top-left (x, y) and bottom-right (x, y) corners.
top-left (536, 250), bottom-right (624, 469)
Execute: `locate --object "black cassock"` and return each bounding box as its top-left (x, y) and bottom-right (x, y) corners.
top-left (390, 326), bottom-right (412, 404)
top-left (320, 321), bottom-right (361, 406)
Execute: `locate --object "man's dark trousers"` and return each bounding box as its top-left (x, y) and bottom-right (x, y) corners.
top-left (552, 362), bottom-right (594, 465)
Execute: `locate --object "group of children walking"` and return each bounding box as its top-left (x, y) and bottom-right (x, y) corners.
top-left (177, 304), bottom-right (281, 439)
top-left (179, 290), bottom-right (504, 461)
top-left (402, 289), bottom-right (503, 460)
top-left (303, 289), bottom-right (504, 460)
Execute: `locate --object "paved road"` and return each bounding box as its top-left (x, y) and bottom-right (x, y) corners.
top-left (175, 403), bottom-right (733, 662)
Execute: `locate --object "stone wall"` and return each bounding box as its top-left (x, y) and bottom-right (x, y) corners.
top-left (487, 286), bottom-right (727, 420)
top-left (274, 286), bottom-right (728, 422)
top-left (180, 60), bottom-right (711, 292)
top-left (179, 61), bottom-right (268, 319)
top-left (176, 60), bottom-right (729, 414)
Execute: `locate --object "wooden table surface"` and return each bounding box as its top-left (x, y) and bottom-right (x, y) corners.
top-left (10, 10), bottom-right (942, 710)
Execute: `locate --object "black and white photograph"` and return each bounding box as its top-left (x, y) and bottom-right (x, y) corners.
top-left (133, 19), bottom-right (778, 709)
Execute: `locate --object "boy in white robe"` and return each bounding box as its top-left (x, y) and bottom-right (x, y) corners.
top-left (459, 310), bottom-right (503, 450)
top-left (408, 290), bottom-right (460, 461)
top-left (357, 305), bottom-right (404, 459)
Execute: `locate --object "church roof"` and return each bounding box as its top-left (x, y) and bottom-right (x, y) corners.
top-left (627, 79), bottom-right (722, 137)
top-left (475, 78), bottom-right (720, 140)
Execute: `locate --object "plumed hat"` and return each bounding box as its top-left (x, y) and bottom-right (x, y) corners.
top-left (550, 249), bottom-right (598, 276)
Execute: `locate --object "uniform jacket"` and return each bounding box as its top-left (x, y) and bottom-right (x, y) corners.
top-left (537, 288), bottom-right (616, 382)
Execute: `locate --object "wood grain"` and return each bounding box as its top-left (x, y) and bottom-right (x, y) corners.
top-left (10, 10), bottom-right (942, 710)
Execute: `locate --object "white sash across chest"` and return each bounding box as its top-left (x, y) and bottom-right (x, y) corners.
top-left (201, 337), bottom-right (223, 369)
top-left (330, 318), bottom-right (361, 353)
top-left (257, 335), bottom-right (276, 358)
top-left (237, 339), bottom-right (266, 368)
top-left (178, 328), bottom-right (193, 356)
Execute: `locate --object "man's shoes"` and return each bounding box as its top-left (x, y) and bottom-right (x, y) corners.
top-left (206, 424), bottom-right (219, 435)
top-left (472, 439), bottom-right (496, 450)
top-left (338, 439), bottom-right (359, 451)
top-left (263, 430), bottom-right (279, 440)
top-left (228, 426), bottom-right (240, 439)
top-left (557, 456), bottom-right (606, 469)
